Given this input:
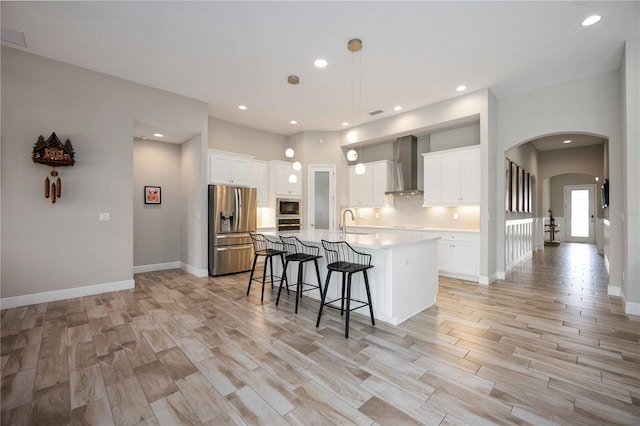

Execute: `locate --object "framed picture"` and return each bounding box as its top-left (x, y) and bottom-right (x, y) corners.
top-left (524, 171), bottom-right (530, 212)
top-left (518, 166), bottom-right (525, 212)
top-left (505, 158), bottom-right (512, 212)
top-left (510, 162), bottom-right (518, 213)
top-left (528, 173), bottom-right (533, 213)
top-left (144, 186), bottom-right (161, 204)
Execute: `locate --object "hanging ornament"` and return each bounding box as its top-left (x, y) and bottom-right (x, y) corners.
top-left (32, 133), bottom-right (75, 204)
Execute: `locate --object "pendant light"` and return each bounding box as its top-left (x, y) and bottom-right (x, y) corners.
top-left (285, 75), bottom-right (299, 158)
top-left (348, 38), bottom-right (366, 175)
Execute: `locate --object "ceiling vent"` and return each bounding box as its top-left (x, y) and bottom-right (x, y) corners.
top-left (369, 109), bottom-right (384, 116)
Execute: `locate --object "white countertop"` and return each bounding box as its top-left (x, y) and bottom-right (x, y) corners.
top-left (265, 229), bottom-right (438, 249)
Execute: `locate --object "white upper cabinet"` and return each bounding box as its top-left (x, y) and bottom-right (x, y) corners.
top-left (249, 160), bottom-right (269, 207)
top-left (208, 150), bottom-right (251, 186)
top-left (270, 161), bottom-right (301, 198)
top-left (348, 160), bottom-right (393, 207)
top-left (422, 145), bottom-right (480, 206)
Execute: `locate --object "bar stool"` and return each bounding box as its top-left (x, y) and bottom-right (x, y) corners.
top-left (316, 240), bottom-right (375, 338)
top-left (277, 236), bottom-right (324, 314)
top-left (246, 233), bottom-right (288, 303)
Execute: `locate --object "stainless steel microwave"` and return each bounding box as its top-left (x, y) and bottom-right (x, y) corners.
top-left (276, 198), bottom-right (300, 217)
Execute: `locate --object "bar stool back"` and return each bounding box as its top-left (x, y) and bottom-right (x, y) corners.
top-left (316, 240), bottom-right (375, 338)
top-left (246, 233), bottom-right (287, 303)
top-left (277, 236), bottom-right (324, 314)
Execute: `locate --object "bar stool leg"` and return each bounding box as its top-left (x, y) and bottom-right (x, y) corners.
top-left (269, 256), bottom-right (275, 289)
top-left (316, 270), bottom-right (332, 327)
top-left (295, 262), bottom-right (304, 314)
top-left (340, 273), bottom-right (347, 316)
top-left (247, 254), bottom-right (259, 296)
top-left (260, 256), bottom-right (268, 302)
top-left (363, 270), bottom-right (375, 326)
top-left (313, 259), bottom-right (323, 300)
top-left (280, 254), bottom-right (290, 295)
top-left (345, 273), bottom-right (353, 338)
top-left (276, 259), bottom-right (290, 306)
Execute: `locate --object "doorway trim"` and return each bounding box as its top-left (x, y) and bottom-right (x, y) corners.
top-left (564, 184), bottom-right (596, 243)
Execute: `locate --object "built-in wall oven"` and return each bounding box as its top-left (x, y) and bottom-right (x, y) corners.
top-left (276, 198), bottom-right (301, 232)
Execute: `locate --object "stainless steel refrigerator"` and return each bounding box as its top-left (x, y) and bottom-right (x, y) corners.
top-left (208, 185), bottom-right (257, 276)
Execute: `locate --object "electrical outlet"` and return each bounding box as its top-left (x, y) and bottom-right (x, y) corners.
top-left (98, 212), bottom-right (110, 222)
top-left (453, 213), bottom-right (459, 220)
top-left (359, 211), bottom-right (364, 219)
top-left (375, 212), bottom-right (380, 219)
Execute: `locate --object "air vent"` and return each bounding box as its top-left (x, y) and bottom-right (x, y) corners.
top-left (369, 109), bottom-right (384, 116)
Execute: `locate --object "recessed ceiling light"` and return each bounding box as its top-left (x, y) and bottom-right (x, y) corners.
top-left (153, 133), bottom-right (164, 138)
top-left (456, 85), bottom-right (467, 92)
top-left (238, 105), bottom-right (247, 110)
top-left (581, 15), bottom-right (602, 27)
top-left (342, 122), bottom-right (349, 127)
top-left (563, 140), bottom-right (572, 144)
top-left (393, 106), bottom-right (402, 111)
top-left (290, 120), bottom-right (298, 125)
top-left (314, 59), bottom-right (328, 68)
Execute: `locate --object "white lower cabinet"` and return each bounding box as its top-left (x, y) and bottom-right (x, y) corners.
top-left (430, 231), bottom-right (479, 280)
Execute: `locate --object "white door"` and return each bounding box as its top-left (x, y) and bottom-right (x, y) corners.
top-left (564, 184), bottom-right (596, 243)
top-left (308, 165), bottom-right (336, 231)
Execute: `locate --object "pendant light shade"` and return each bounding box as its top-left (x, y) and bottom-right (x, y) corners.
top-left (285, 148), bottom-right (294, 158)
top-left (347, 149), bottom-right (358, 162)
top-left (355, 162), bottom-right (366, 175)
top-left (292, 161), bottom-right (301, 171)
top-left (288, 173), bottom-right (298, 184)
top-left (347, 131), bottom-right (358, 143)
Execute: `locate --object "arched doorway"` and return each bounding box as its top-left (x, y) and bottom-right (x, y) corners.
top-left (501, 132), bottom-right (608, 276)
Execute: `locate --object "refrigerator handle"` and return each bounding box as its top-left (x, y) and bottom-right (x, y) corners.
top-left (235, 188), bottom-right (241, 232)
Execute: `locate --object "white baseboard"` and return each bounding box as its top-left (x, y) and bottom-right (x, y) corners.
top-left (438, 272), bottom-right (478, 283)
top-left (133, 261), bottom-right (181, 274)
top-left (478, 273), bottom-right (498, 285)
top-left (0, 279), bottom-right (135, 310)
top-left (180, 262), bottom-right (208, 278)
top-left (626, 300), bottom-right (640, 316)
top-left (496, 271), bottom-right (506, 280)
top-left (608, 286), bottom-right (622, 297)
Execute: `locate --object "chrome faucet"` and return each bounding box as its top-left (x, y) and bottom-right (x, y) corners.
top-left (341, 209), bottom-right (356, 237)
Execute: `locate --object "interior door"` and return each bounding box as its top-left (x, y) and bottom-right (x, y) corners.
top-left (308, 165), bottom-right (335, 231)
top-left (565, 184), bottom-right (595, 243)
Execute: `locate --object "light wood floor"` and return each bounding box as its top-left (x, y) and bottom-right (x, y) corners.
top-left (2, 243), bottom-right (639, 425)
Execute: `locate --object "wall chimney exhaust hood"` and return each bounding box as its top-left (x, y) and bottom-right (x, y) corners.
top-left (385, 135), bottom-right (423, 196)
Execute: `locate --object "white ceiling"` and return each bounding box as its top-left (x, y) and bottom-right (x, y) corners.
top-left (529, 133), bottom-right (605, 152)
top-left (2, 1), bottom-right (639, 137)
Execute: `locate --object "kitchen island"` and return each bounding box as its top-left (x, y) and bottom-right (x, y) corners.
top-left (265, 230), bottom-right (439, 325)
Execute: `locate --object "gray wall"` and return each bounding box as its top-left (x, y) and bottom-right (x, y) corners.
top-left (208, 117), bottom-right (288, 160)
top-left (133, 139), bottom-right (181, 267)
top-left (1, 47), bottom-right (208, 298)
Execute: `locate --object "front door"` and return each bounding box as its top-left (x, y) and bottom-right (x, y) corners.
top-left (564, 184), bottom-right (596, 243)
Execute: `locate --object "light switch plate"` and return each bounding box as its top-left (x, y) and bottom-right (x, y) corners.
top-left (99, 212), bottom-right (110, 222)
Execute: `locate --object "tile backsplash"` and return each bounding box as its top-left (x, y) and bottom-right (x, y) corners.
top-left (345, 196), bottom-right (480, 230)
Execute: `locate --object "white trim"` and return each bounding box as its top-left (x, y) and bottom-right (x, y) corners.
top-left (133, 261), bottom-right (181, 274)
top-left (478, 273), bottom-right (497, 285)
top-left (608, 285), bottom-right (621, 297)
top-left (438, 272), bottom-right (478, 283)
top-left (496, 271), bottom-right (506, 280)
top-left (180, 262), bottom-right (208, 278)
top-left (625, 300), bottom-right (640, 316)
top-left (0, 279), bottom-right (135, 310)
